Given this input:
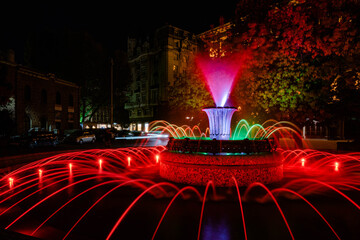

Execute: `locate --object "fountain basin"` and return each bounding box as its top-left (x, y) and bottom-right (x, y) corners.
top-left (160, 151), bottom-right (283, 187)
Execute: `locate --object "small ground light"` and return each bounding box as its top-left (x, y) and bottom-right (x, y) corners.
top-left (156, 155), bottom-right (159, 164)
top-left (301, 158), bottom-right (305, 167)
top-left (335, 162), bottom-right (339, 171)
top-left (38, 169), bottom-right (43, 178)
top-left (128, 157), bottom-right (131, 167)
top-left (69, 163), bottom-right (73, 172)
top-left (9, 177), bottom-right (14, 188)
top-left (99, 159), bottom-right (103, 167)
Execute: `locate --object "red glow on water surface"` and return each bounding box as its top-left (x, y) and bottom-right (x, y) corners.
top-left (196, 52), bottom-right (251, 107)
top-left (0, 146), bottom-right (360, 239)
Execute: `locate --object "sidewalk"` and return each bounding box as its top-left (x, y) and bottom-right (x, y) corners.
top-left (279, 138), bottom-right (355, 151)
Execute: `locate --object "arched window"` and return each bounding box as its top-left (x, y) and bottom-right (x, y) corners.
top-left (41, 89), bottom-right (47, 104)
top-left (69, 94), bottom-right (74, 107)
top-left (24, 85), bottom-right (31, 101)
top-left (56, 92), bottom-right (61, 105)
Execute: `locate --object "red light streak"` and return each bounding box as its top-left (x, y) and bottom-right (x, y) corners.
top-left (0, 146), bottom-right (359, 239)
top-left (105, 182), bottom-right (180, 240)
top-left (272, 188), bottom-right (341, 240)
top-left (151, 186), bottom-right (202, 240)
top-left (197, 181), bottom-right (216, 240)
top-left (31, 179), bottom-right (123, 236)
top-left (245, 182), bottom-right (295, 240)
top-left (63, 179), bottom-right (174, 239)
top-left (0, 172), bottom-right (87, 217)
top-left (5, 175), bottom-right (100, 230)
top-left (232, 177), bottom-right (248, 240)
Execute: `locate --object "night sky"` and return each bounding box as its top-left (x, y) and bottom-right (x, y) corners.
top-left (1, 1), bottom-right (239, 61)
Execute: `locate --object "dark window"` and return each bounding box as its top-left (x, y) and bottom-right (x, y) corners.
top-left (24, 115), bottom-right (31, 132)
top-left (56, 92), bottom-right (61, 105)
top-left (41, 89), bottom-right (47, 104)
top-left (40, 117), bottom-right (47, 129)
top-left (24, 85), bottom-right (31, 101)
top-left (69, 94), bottom-right (74, 107)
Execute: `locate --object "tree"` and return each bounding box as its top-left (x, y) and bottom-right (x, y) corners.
top-left (231, 0), bottom-right (360, 124)
top-left (168, 54), bottom-right (213, 124)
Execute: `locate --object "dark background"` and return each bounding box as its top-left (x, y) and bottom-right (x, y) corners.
top-left (1, 1), bottom-right (239, 63)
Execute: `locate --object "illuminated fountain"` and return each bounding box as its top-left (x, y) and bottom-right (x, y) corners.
top-left (160, 53), bottom-right (283, 187)
top-left (2, 52), bottom-right (360, 239)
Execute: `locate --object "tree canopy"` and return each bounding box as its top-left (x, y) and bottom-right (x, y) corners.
top-left (231, 0), bottom-right (360, 123)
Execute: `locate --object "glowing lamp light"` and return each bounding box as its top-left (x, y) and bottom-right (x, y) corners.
top-left (99, 159), bottom-right (103, 167)
top-left (127, 157), bottom-right (131, 167)
top-left (335, 162), bottom-right (339, 172)
top-left (301, 158), bottom-right (305, 167)
top-left (8, 177), bottom-right (14, 188)
top-left (156, 155), bottom-right (160, 164)
top-left (69, 163), bottom-right (73, 172)
top-left (38, 169), bottom-right (43, 178)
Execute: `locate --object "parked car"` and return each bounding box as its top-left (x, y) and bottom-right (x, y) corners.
top-left (65, 130), bottom-right (96, 144)
top-left (115, 130), bottom-right (132, 138)
top-left (92, 128), bottom-right (116, 142)
top-left (10, 131), bottom-right (58, 148)
top-left (131, 131), bottom-right (146, 136)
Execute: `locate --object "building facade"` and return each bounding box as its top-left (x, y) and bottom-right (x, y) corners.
top-left (125, 25), bottom-right (199, 131)
top-left (0, 59), bottom-right (80, 134)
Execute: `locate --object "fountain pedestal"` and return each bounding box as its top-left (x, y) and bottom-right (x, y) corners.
top-left (203, 107), bottom-right (237, 140)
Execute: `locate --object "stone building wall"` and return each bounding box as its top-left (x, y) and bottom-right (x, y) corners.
top-left (0, 61), bottom-right (80, 134)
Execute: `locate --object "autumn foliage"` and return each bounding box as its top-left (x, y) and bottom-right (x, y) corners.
top-left (232, 0), bottom-right (360, 123)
